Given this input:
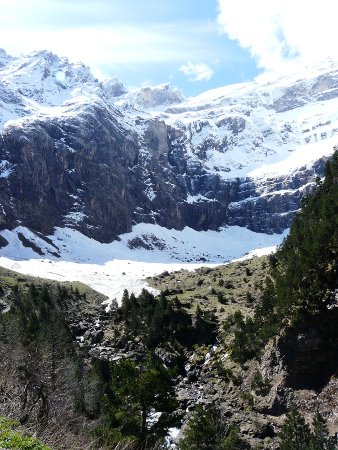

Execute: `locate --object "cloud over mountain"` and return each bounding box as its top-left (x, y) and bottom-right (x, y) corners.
top-left (217, 0), bottom-right (338, 73)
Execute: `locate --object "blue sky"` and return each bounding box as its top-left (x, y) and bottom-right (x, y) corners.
top-left (0, 0), bottom-right (336, 97)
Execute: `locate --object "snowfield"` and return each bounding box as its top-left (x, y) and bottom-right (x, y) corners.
top-left (0, 224), bottom-right (288, 305)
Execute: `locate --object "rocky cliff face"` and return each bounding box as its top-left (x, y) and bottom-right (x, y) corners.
top-left (0, 49), bottom-right (337, 245)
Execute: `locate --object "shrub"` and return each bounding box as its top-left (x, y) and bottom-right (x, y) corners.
top-left (0, 417), bottom-right (51, 449)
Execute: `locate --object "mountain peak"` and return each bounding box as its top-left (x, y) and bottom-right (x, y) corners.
top-left (0, 49), bottom-right (98, 109)
top-left (101, 77), bottom-right (128, 98)
top-left (118, 82), bottom-right (184, 109)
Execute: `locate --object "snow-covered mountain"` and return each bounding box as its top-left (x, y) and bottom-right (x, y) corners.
top-left (0, 48), bottom-right (337, 263)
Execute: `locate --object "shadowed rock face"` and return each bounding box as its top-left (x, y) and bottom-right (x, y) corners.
top-left (274, 309), bottom-right (338, 390)
top-left (0, 100), bottom-right (327, 242)
top-left (0, 49), bottom-right (335, 243)
top-left (0, 106), bottom-right (141, 242)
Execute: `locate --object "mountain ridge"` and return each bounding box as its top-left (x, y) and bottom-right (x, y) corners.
top-left (0, 48), bottom-right (337, 256)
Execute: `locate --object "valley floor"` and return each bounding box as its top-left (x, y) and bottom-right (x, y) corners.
top-left (0, 224), bottom-right (287, 304)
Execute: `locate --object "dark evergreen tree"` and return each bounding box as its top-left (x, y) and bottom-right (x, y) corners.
top-left (280, 407), bottom-right (337, 450)
top-left (118, 288), bottom-right (214, 350)
top-left (179, 403), bottom-right (239, 450)
top-left (310, 411), bottom-right (337, 450)
top-left (230, 311), bottom-right (261, 364)
top-left (95, 355), bottom-right (178, 449)
top-left (279, 405), bottom-right (312, 450)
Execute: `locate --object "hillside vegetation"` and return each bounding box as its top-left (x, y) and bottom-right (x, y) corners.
top-left (0, 150), bottom-right (337, 449)
top-left (230, 150), bottom-right (338, 367)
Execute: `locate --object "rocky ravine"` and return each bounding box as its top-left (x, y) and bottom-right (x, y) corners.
top-left (1, 253), bottom-right (337, 449)
top-left (68, 255), bottom-right (338, 449)
top-left (0, 49), bottom-right (337, 245)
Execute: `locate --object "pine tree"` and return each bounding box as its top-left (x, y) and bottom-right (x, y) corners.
top-left (280, 405), bottom-right (312, 450)
top-left (310, 411), bottom-right (337, 450)
top-left (96, 355), bottom-right (177, 449)
top-left (280, 407), bottom-right (338, 450)
top-left (179, 403), bottom-right (237, 450)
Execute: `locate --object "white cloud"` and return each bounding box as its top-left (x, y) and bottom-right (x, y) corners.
top-left (217, 0), bottom-right (338, 74)
top-left (179, 62), bottom-right (214, 81)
